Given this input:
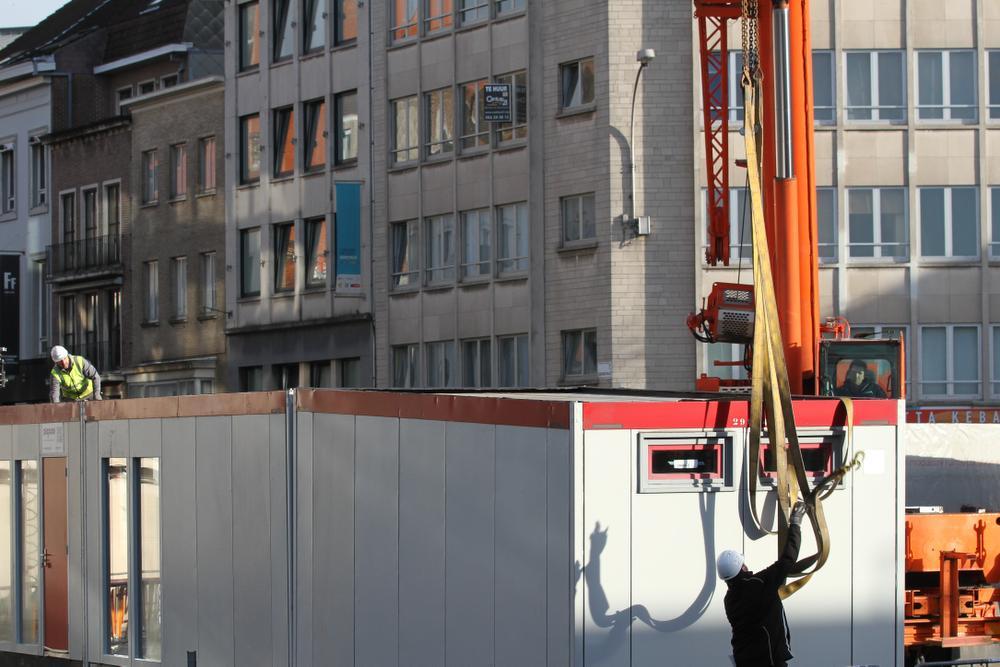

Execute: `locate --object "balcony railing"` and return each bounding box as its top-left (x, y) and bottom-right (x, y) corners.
top-left (47, 234), bottom-right (126, 279)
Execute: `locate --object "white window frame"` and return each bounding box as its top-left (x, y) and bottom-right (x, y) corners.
top-left (919, 324), bottom-right (981, 399)
top-left (391, 96), bottom-right (419, 165)
top-left (459, 0), bottom-right (487, 25)
top-left (137, 79), bottom-right (156, 96)
top-left (846, 187), bottom-right (909, 260)
top-left (172, 256), bottom-right (187, 320)
top-left (424, 214), bottom-right (455, 285)
top-left (0, 142), bottom-right (14, 215)
top-left (159, 73), bottom-right (179, 88)
top-left (561, 192), bottom-right (596, 245)
top-left (496, 201), bottom-right (528, 275)
top-left (424, 88), bottom-right (454, 157)
top-left (559, 57), bottom-right (595, 110)
top-left (460, 208), bottom-right (491, 279)
top-left (844, 50), bottom-right (906, 123)
top-left (424, 0), bottom-right (453, 34)
top-left (461, 337), bottom-right (491, 388)
top-left (915, 49), bottom-right (977, 122)
top-left (30, 138), bottom-right (46, 209)
top-left (918, 186), bottom-right (979, 260)
top-left (144, 260), bottom-right (159, 323)
top-left (425, 340), bottom-right (456, 388)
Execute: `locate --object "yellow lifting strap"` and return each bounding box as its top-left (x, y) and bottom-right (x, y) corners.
top-left (741, 71), bottom-right (861, 599)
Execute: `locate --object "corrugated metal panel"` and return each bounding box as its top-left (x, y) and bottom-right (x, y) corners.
top-left (445, 421), bottom-right (495, 665)
top-left (399, 419), bottom-right (446, 665)
top-left (311, 412), bottom-right (355, 666)
top-left (232, 415), bottom-right (273, 666)
top-left (195, 416), bottom-right (234, 666)
top-left (161, 417), bottom-right (197, 665)
top-left (355, 416), bottom-right (400, 667)
top-left (495, 425), bottom-right (548, 665)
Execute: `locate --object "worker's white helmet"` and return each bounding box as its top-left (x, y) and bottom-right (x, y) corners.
top-left (50, 345), bottom-right (69, 363)
top-left (716, 550), bottom-right (745, 580)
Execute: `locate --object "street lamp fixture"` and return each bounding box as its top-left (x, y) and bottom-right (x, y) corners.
top-left (625, 48), bottom-right (655, 239)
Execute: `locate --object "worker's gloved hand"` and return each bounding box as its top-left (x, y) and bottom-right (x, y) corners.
top-left (790, 501), bottom-right (807, 526)
top-left (95, 394), bottom-right (103, 401)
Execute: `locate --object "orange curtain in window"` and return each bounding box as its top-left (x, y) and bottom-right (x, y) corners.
top-left (309, 102), bottom-right (326, 170)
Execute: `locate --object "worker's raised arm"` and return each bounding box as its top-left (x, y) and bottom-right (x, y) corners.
top-left (758, 502), bottom-right (805, 590)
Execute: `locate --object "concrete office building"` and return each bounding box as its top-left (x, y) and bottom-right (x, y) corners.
top-left (123, 78), bottom-right (227, 397)
top-left (695, 0), bottom-right (1000, 409)
top-left (224, 0), bottom-right (373, 390)
top-left (225, 0), bottom-right (697, 391)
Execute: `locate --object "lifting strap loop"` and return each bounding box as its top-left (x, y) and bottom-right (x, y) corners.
top-left (741, 70), bottom-right (860, 599)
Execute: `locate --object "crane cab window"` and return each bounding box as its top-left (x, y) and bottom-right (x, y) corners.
top-left (819, 339), bottom-right (904, 399)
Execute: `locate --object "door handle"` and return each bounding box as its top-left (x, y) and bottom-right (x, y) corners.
top-left (42, 549), bottom-right (52, 568)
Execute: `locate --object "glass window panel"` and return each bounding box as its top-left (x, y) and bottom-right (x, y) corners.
top-left (993, 326), bottom-right (1000, 395)
top-left (951, 188), bottom-right (977, 257)
top-left (198, 137), bottom-right (216, 192)
top-left (0, 461), bottom-right (9, 642)
top-left (848, 189), bottom-right (874, 257)
top-left (335, 0), bottom-right (357, 43)
top-left (335, 91), bottom-right (358, 164)
top-left (392, 344), bottom-right (417, 387)
top-left (173, 256), bottom-right (187, 319)
top-left (201, 252), bottom-right (216, 313)
top-left (306, 218), bottom-right (327, 287)
top-left (241, 228), bottom-right (261, 296)
top-left (304, 99), bottom-right (326, 172)
top-left (880, 188), bottom-right (907, 257)
top-left (878, 51), bottom-right (904, 120)
top-left (920, 188), bottom-right (946, 256)
top-left (954, 327), bottom-right (980, 395)
top-left (391, 221), bottom-right (418, 287)
top-left (845, 52), bottom-right (872, 120)
top-left (393, 97), bottom-right (418, 164)
top-left (241, 114), bottom-right (261, 183)
top-left (425, 88), bottom-right (454, 156)
top-left (425, 0), bottom-right (453, 33)
top-left (990, 51), bottom-right (1000, 119)
top-left (239, 2), bottom-right (260, 70)
top-left (273, 0), bottom-right (294, 61)
top-left (274, 107), bottom-right (295, 177)
top-left (495, 0), bottom-right (523, 13)
top-left (461, 80), bottom-right (488, 149)
top-left (105, 458), bottom-right (128, 655)
top-left (918, 52), bottom-right (943, 119)
top-left (137, 458), bottom-right (161, 659)
top-left (142, 150), bottom-right (158, 203)
top-left (950, 51), bottom-right (976, 120)
top-left (240, 366), bottom-right (263, 391)
top-left (813, 51), bottom-right (834, 123)
top-left (817, 188), bottom-right (837, 261)
top-left (460, 0), bottom-right (488, 23)
top-left (339, 358), bottom-right (361, 387)
top-left (273, 223), bottom-right (296, 292)
top-left (461, 209), bottom-right (490, 278)
top-left (992, 188), bottom-right (1000, 257)
top-left (516, 334), bottom-right (529, 387)
top-left (425, 215), bottom-right (455, 284)
top-left (392, 0), bottom-right (418, 42)
top-left (921, 327), bottom-right (947, 395)
top-left (303, 0), bottom-right (325, 52)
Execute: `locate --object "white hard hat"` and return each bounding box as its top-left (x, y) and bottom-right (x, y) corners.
top-left (716, 550), bottom-right (745, 580)
top-left (50, 345), bottom-right (69, 363)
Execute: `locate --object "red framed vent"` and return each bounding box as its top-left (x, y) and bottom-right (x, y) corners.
top-left (647, 443), bottom-right (723, 481)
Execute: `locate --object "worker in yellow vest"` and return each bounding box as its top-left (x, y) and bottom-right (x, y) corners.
top-left (49, 345), bottom-right (102, 403)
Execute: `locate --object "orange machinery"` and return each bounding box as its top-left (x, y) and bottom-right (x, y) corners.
top-left (905, 512), bottom-right (1000, 652)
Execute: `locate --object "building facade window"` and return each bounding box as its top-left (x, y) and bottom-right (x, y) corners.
top-left (425, 214), bottom-right (455, 284)
top-left (273, 222), bottom-right (296, 292)
top-left (305, 217), bottom-right (327, 287)
top-left (240, 366), bottom-right (264, 391)
top-left (0, 144), bottom-right (17, 214)
top-left (169, 143), bottom-right (187, 198)
top-left (460, 79), bottom-right (488, 149)
top-left (200, 251), bottom-right (217, 315)
top-left (845, 50), bottom-right (905, 122)
top-left (498, 333), bottom-right (528, 387)
top-left (30, 141), bottom-right (45, 207)
top-left (105, 183), bottom-right (121, 239)
top-left (35, 259), bottom-right (49, 354)
top-left (61, 192), bottom-right (76, 247)
top-left (239, 1), bottom-right (261, 70)
top-left (424, 0), bottom-right (452, 33)
top-left (171, 256), bottom-right (187, 320)
top-left (273, 0), bottom-right (294, 61)
top-left (496, 201), bottom-right (528, 274)
top-left (240, 114), bottom-right (261, 184)
top-left (335, 0), bottom-right (357, 44)
top-left (461, 338), bottom-right (491, 387)
top-left (83, 188), bottom-right (98, 246)
top-left (916, 50), bottom-right (976, 121)
top-left (562, 328), bottom-right (597, 380)
top-left (391, 0), bottom-right (419, 42)
top-left (309, 361), bottom-right (332, 387)
top-left (460, 208), bottom-right (490, 278)
top-left (302, 0), bottom-right (325, 52)
top-left (990, 51), bottom-right (1000, 120)
top-left (160, 73), bottom-right (179, 88)
top-left (198, 136), bottom-right (216, 193)
top-left (495, 70), bottom-right (527, 142)
top-left (339, 357), bottom-right (361, 387)
top-left (495, 0), bottom-right (523, 14)
top-left (991, 187), bottom-right (1000, 258)
top-left (460, 0), bottom-right (487, 24)
top-left (144, 260), bottom-right (159, 323)
top-left (847, 187), bottom-right (907, 259)
top-left (391, 220), bottom-right (419, 287)
top-left (560, 57), bottom-right (595, 110)
top-left (303, 99), bottom-right (327, 172)
top-left (817, 187), bottom-right (837, 262)
top-left (273, 106), bottom-right (295, 177)
top-left (116, 86), bottom-right (133, 113)
top-left (561, 192), bottom-right (595, 244)
top-left (921, 325), bottom-right (980, 398)
top-left (425, 87), bottom-right (454, 157)
top-left (277, 363), bottom-right (300, 389)
top-left (991, 325), bottom-right (1000, 397)
top-left (392, 343), bottom-right (418, 387)
top-left (392, 96), bottom-right (419, 164)
top-left (335, 91), bottom-right (358, 164)
top-left (240, 228), bottom-right (261, 297)
top-left (62, 295), bottom-right (76, 349)
top-left (425, 340), bottom-right (456, 387)
top-left (141, 150), bottom-right (158, 204)
top-left (138, 80), bottom-right (156, 96)
top-left (813, 50), bottom-right (835, 124)
top-left (919, 186), bottom-right (977, 258)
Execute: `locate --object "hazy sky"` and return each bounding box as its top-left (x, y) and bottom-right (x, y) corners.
top-left (1, 0), bottom-right (67, 29)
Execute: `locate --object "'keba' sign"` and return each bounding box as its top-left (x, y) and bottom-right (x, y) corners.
top-left (483, 83), bottom-right (512, 122)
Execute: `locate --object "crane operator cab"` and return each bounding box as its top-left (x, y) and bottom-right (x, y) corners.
top-left (818, 336), bottom-right (906, 399)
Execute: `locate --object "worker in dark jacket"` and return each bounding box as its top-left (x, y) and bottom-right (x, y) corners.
top-left (716, 501), bottom-right (807, 667)
top-left (835, 359), bottom-right (886, 398)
